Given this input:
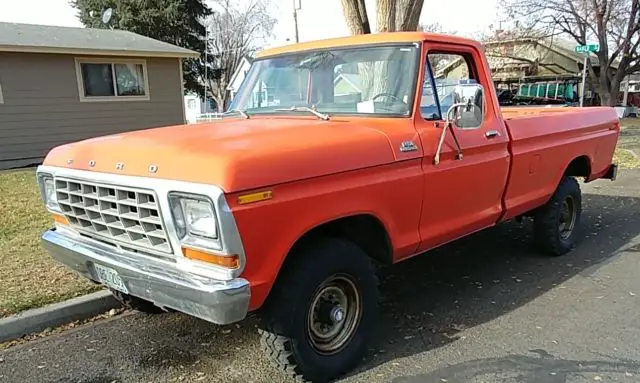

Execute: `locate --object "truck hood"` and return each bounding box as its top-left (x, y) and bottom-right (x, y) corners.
top-left (43, 117), bottom-right (395, 192)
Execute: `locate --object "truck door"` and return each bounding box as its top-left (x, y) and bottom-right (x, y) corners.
top-left (413, 43), bottom-right (511, 253)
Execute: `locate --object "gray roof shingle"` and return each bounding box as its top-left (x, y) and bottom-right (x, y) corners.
top-left (0, 22), bottom-right (199, 58)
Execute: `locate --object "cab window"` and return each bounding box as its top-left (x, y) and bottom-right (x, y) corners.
top-left (420, 52), bottom-right (480, 121)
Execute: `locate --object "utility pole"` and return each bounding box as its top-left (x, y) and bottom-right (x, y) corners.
top-left (579, 55), bottom-right (588, 107)
top-left (293, 0), bottom-right (300, 43)
top-left (204, 26), bottom-right (208, 113)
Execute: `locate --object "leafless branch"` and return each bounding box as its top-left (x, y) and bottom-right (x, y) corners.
top-left (202, 0), bottom-right (275, 111)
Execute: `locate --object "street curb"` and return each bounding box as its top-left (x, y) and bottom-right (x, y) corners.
top-left (0, 290), bottom-right (121, 343)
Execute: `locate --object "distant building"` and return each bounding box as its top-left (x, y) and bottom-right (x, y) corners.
top-left (227, 56), bottom-right (253, 102)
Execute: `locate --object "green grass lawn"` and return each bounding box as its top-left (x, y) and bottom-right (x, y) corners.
top-left (0, 169), bottom-right (100, 317)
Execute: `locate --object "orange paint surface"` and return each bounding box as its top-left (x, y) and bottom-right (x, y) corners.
top-left (42, 33), bottom-right (620, 311)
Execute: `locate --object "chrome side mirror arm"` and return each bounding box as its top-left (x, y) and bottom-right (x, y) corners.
top-left (433, 102), bottom-right (467, 165)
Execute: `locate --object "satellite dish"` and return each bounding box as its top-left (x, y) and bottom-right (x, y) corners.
top-left (101, 8), bottom-right (113, 25)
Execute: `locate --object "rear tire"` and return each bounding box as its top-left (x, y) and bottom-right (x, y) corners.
top-left (533, 176), bottom-right (582, 256)
top-left (259, 238), bottom-right (378, 382)
top-left (110, 289), bottom-right (165, 314)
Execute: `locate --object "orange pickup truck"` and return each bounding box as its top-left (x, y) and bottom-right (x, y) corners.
top-left (37, 32), bottom-right (619, 381)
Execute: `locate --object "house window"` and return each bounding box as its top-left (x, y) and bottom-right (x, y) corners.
top-left (75, 58), bottom-right (150, 101)
top-left (187, 99), bottom-right (197, 109)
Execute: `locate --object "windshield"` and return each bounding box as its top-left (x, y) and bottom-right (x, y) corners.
top-left (229, 44), bottom-right (420, 117)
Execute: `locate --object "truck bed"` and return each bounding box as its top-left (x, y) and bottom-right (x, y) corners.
top-left (500, 106), bottom-right (620, 221)
top-left (501, 105), bottom-right (577, 119)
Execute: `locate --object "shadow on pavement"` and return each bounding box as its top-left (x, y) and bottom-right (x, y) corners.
top-left (391, 352), bottom-right (640, 383)
top-left (348, 190), bottom-right (640, 378)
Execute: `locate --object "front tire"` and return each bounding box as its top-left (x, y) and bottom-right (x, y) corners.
top-left (533, 176), bottom-right (582, 256)
top-left (259, 238), bottom-right (378, 382)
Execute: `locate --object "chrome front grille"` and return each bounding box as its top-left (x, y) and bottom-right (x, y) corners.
top-left (55, 178), bottom-right (172, 256)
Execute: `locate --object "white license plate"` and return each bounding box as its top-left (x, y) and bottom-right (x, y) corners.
top-left (94, 263), bottom-right (129, 294)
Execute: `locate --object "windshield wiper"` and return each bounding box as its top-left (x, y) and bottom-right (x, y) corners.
top-left (274, 106), bottom-right (330, 121)
top-left (222, 109), bottom-right (250, 119)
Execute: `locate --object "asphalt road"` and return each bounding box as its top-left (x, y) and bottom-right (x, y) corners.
top-left (2, 171), bottom-right (640, 383)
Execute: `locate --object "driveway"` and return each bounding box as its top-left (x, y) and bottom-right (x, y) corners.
top-left (2, 171), bottom-right (640, 383)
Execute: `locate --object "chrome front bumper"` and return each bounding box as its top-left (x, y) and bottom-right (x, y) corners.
top-left (41, 229), bottom-right (250, 325)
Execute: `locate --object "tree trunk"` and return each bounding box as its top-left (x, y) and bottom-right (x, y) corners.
top-left (340, 0), bottom-right (371, 34)
top-left (359, 61), bottom-right (391, 100)
top-left (599, 91), bottom-right (613, 106)
top-left (339, 0), bottom-right (424, 102)
top-left (397, 0), bottom-right (424, 31)
top-left (213, 94), bottom-right (226, 113)
top-left (377, 0), bottom-right (397, 32)
top-left (600, 80), bottom-right (621, 106)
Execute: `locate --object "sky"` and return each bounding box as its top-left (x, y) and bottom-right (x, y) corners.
top-left (0, 0), bottom-right (501, 48)
top-left (269, 0), bottom-right (501, 46)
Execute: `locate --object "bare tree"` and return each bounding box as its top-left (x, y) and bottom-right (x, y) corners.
top-left (502, 0), bottom-right (640, 106)
top-left (340, 0), bottom-right (425, 34)
top-left (202, 0), bottom-right (275, 112)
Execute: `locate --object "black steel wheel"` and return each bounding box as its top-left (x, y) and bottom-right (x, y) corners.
top-left (534, 176), bottom-right (582, 256)
top-left (259, 238), bottom-right (378, 382)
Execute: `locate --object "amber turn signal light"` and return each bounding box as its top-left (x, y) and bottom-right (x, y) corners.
top-left (237, 190), bottom-right (273, 205)
top-left (182, 247), bottom-right (240, 269)
top-left (52, 214), bottom-right (69, 225)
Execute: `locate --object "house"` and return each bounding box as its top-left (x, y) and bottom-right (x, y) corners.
top-left (184, 93), bottom-right (201, 124)
top-left (334, 73), bottom-right (362, 95)
top-left (226, 55), bottom-right (285, 109)
top-left (618, 73), bottom-right (640, 117)
top-left (0, 22), bottom-right (199, 169)
top-left (227, 56), bottom-right (253, 102)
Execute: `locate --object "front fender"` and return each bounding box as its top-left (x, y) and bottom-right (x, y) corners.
top-left (227, 160), bottom-right (424, 310)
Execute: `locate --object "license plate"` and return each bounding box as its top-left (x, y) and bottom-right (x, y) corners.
top-left (94, 263), bottom-right (129, 294)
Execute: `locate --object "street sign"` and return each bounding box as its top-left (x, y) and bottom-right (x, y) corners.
top-left (575, 43), bottom-right (599, 107)
top-left (575, 44), bottom-right (599, 53)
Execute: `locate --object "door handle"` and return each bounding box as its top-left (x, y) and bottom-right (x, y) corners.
top-left (485, 130), bottom-right (500, 138)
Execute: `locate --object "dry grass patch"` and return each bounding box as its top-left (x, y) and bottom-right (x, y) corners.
top-left (614, 148), bottom-right (640, 169)
top-left (616, 118), bottom-right (640, 169)
top-left (0, 169), bottom-right (100, 317)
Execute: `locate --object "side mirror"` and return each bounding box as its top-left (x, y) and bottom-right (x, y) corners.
top-left (450, 83), bottom-right (485, 129)
top-left (433, 83), bottom-right (485, 165)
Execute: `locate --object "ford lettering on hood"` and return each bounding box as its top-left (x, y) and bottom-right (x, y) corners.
top-left (43, 117), bottom-right (397, 192)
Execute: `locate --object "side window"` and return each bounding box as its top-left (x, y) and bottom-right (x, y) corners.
top-left (420, 51), bottom-right (483, 128)
top-left (75, 59), bottom-right (149, 101)
top-left (0, 80), bottom-right (4, 104)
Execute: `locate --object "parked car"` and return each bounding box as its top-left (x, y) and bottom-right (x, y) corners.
top-left (36, 31), bottom-right (619, 382)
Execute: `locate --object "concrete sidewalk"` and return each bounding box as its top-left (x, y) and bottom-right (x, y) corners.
top-left (0, 290), bottom-right (119, 343)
